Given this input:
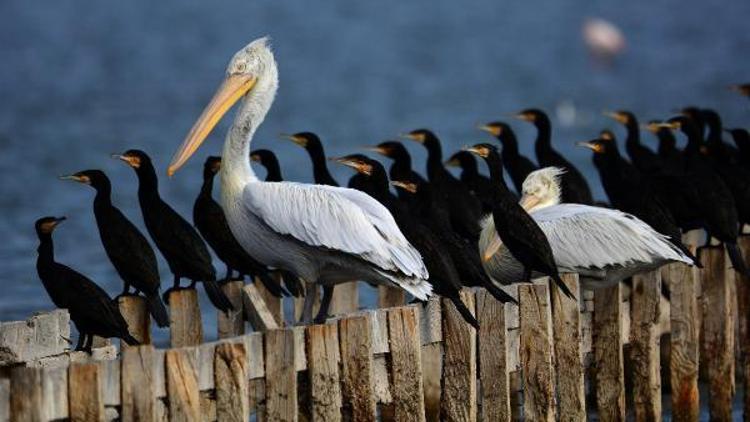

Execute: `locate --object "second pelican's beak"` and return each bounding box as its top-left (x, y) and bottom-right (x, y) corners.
top-left (281, 134), bottom-right (308, 147)
top-left (168, 74), bottom-right (258, 177)
top-left (391, 180), bottom-right (417, 193)
top-left (59, 174), bottom-right (90, 185)
top-left (482, 233), bottom-right (503, 262)
top-left (519, 194), bottom-right (540, 211)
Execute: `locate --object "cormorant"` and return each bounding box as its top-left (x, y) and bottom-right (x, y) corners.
top-left (513, 109), bottom-right (593, 204)
top-left (730, 83), bottom-right (750, 99)
top-left (726, 128), bottom-right (750, 165)
top-left (479, 121), bottom-right (538, 194)
top-left (444, 150), bottom-right (495, 212)
top-left (283, 132), bottom-right (339, 186)
top-left (59, 170), bottom-right (169, 327)
top-left (367, 140), bottom-right (427, 207)
top-left (250, 149), bottom-right (283, 182)
top-left (113, 150), bottom-right (234, 312)
top-left (604, 111), bottom-right (661, 173)
top-left (194, 156), bottom-right (288, 297)
top-left (464, 143), bottom-right (575, 299)
top-left (403, 129), bottom-right (483, 241)
top-left (35, 216), bottom-right (139, 352)
top-left (333, 154), bottom-right (480, 328)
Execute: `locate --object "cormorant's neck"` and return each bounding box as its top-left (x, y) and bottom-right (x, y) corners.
top-left (308, 149), bottom-right (337, 186)
top-left (656, 131), bottom-right (677, 156)
top-left (425, 140), bottom-right (446, 180)
top-left (624, 121), bottom-right (640, 147)
top-left (36, 234), bottom-right (54, 264)
top-left (498, 132), bottom-right (520, 157)
top-left (460, 160), bottom-right (479, 180)
top-left (534, 118), bottom-right (552, 148)
top-left (135, 164), bottom-right (161, 203)
top-left (92, 182), bottom-right (113, 208)
top-left (484, 153), bottom-right (511, 196)
top-left (682, 128), bottom-right (703, 155)
top-left (264, 160), bottom-right (283, 182)
top-left (390, 153), bottom-right (412, 180)
top-left (365, 170), bottom-right (391, 203)
top-left (200, 173), bottom-right (215, 197)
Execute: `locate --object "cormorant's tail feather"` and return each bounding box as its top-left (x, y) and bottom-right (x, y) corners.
top-left (145, 292), bottom-right (170, 328)
top-left (255, 271), bottom-right (289, 298)
top-left (727, 242), bottom-right (749, 277)
top-left (675, 237), bottom-right (702, 268)
top-left (552, 274), bottom-right (576, 300)
top-left (121, 333), bottom-right (140, 346)
top-left (203, 280), bottom-right (235, 313)
top-left (448, 295), bottom-right (479, 330)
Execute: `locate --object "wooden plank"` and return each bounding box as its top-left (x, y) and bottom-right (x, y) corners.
top-left (418, 297), bottom-right (442, 345)
top-left (42, 367), bottom-right (68, 420)
top-left (630, 271), bottom-right (663, 421)
top-left (519, 283), bottom-right (556, 422)
top-left (121, 345), bottom-right (155, 422)
top-left (701, 247), bottom-right (736, 421)
top-left (0, 378), bottom-right (8, 422)
top-left (99, 359), bottom-right (120, 407)
top-left (664, 263), bottom-right (700, 422)
top-left (294, 281), bottom-right (321, 322)
top-left (242, 284), bottom-right (281, 332)
top-left (378, 286), bottom-right (405, 308)
top-left (9, 366), bottom-right (43, 422)
top-left (165, 348), bottom-right (201, 421)
top-left (255, 276), bottom-right (283, 325)
top-left (248, 379), bottom-right (266, 421)
top-left (69, 363), bottom-right (104, 422)
top-left (420, 343), bottom-right (442, 422)
top-left (214, 342), bottom-right (248, 422)
top-left (387, 306), bottom-right (426, 422)
top-left (264, 329), bottom-right (297, 421)
top-left (550, 273), bottom-right (585, 422)
top-left (440, 290), bottom-right (476, 422)
top-left (476, 289), bottom-right (510, 422)
top-left (738, 236), bottom-right (750, 420)
top-left (593, 284), bottom-right (625, 421)
top-left (339, 315), bottom-right (377, 421)
top-left (169, 289), bottom-right (203, 348)
top-left (217, 280), bottom-right (245, 339)
top-left (330, 281), bottom-right (359, 316)
top-left (118, 296), bottom-right (151, 349)
top-left (306, 324), bottom-right (342, 421)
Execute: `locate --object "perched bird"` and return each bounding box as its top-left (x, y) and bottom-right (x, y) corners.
top-left (604, 111), bottom-right (661, 173)
top-left (367, 141), bottom-right (427, 210)
top-left (35, 216), bottom-right (139, 352)
top-left (576, 132), bottom-right (700, 266)
top-left (465, 143), bottom-right (574, 299)
top-left (113, 149), bottom-right (234, 313)
top-left (283, 132), bottom-right (339, 186)
top-left (479, 168), bottom-right (694, 290)
top-left (730, 83), bottom-right (750, 100)
top-left (166, 37), bottom-right (431, 324)
top-left (59, 170), bottom-right (169, 327)
top-left (726, 128), bottom-right (750, 165)
top-left (513, 109), bottom-right (593, 204)
top-left (644, 120), bottom-right (683, 171)
top-left (444, 150), bottom-right (495, 212)
top-left (250, 149), bottom-right (283, 182)
top-left (403, 129), bottom-right (483, 241)
top-left (479, 121), bottom-right (538, 194)
top-left (333, 154), bottom-right (480, 328)
top-left (194, 156), bottom-right (288, 297)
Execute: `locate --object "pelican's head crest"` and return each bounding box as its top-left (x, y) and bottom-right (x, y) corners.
top-left (227, 36), bottom-right (275, 77)
top-left (520, 167), bottom-right (565, 211)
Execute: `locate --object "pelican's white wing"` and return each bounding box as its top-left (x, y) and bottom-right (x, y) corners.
top-left (532, 204), bottom-right (692, 268)
top-left (243, 182), bottom-right (428, 280)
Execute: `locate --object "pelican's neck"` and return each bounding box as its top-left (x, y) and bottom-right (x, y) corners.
top-left (220, 65), bottom-right (279, 200)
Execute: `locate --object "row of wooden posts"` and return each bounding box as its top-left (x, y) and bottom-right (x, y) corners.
top-left (1, 242), bottom-right (749, 420)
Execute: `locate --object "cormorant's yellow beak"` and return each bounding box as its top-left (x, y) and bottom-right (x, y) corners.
top-left (602, 111), bottom-right (627, 124)
top-left (575, 141), bottom-right (602, 153)
top-left (364, 145), bottom-right (389, 155)
top-left (111, 153), bottom-right (142, 168)
top-left (249, 153), bottom-right (261, 162)
top-left (463, 145), bottom-right (489, 158)
top-left (400, 132), bottom-right (426, 143)
top-left (641, 123), bottom-right (662, 134)
top-left (281, 134), bottom-right (308, 147)
top-left (654, 122), bottom-right (681, 131)
top-left (390, 180), bottom-right (417, 193)
top-left (478, 124), bottom-right (501, 137)
top-left (512, 113), bottom-right (534, 122)
top-left (331, 156), bottom-right (372, 175)
top-left (59, 174), bottom-right (90, 184)
top-left (168, 74), bottom-right (257, 177)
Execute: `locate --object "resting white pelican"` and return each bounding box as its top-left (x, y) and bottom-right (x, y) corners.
top-left (479, 167), bottom-right (693, 289)
top-left (166, 37), bottom-right (431, 322)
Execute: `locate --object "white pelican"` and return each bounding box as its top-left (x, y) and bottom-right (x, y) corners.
top-left (479, 167), bottom-right (694, 290)
top-left (166, 37), bottom-right (431, 323)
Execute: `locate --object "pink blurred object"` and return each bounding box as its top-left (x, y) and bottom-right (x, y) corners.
top-left (583, 18), bottom-right (626, 63)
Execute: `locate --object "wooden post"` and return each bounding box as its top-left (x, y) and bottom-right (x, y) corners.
top-left (306, 323), bottom-right (342, 421)
top-left (665, 263), bottom-right (700, 421)
top-left (118, 296), bottom-right (151, 348)
top-left (0, 379), bottom-right (9, 422)
top-left (476, 290), bottom-right (511, 422)
top-left (387, 306), bottom-right (426, 422)
top-left (738, 236), bottom-right (750, 420)
top-left (441, 290), bottom-right (477, 422)
top-left (593, 284), bottom-right (625, 421)
top-left (68, 363), bottom-right (104, 422)
top-left (215, 342), bottom-right (249, 421)
top-left (242, 284), bottom-right (281, 332)
top-left (265, 329), bottom-right (297, 421)
top-left (121, 345), bottom-right (156, 422)
top-left (169, 289), bottom-right (203, 347)
top-left (294, 281), bottom-right (321, 322)
top-left (378, 286), bottom-right (405, 308)
top-left (519, 283), bottom-right (556, 422)
top-left (9, 366), bottom-right (43, 422)
top-left (255, 276), bottom-right (283, 325)
top-left (630, 270), bottom-right (663, 421)
top-left (165, 348), bottom-right (201, 421)
top-left (339, 315), bottom-right (377, 421)
top-left (701, 247), bottom-right (736, 421)
top-left (218, 280), bottom-right (246, 339)
top-left (329, 281), bottom-right (359, 316)
top-left (550, 274), bottom-right (586, 422)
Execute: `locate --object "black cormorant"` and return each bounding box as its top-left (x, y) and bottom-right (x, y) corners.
top-left (479, 121), bottom-right (538, 194)
top-left (444, 150), bottom-right (495, 212)
top-left (249, 149), bottom-right (283, 182)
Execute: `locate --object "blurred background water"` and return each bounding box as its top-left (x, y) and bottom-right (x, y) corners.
top-left (0, 0), bottom-right (748, 352)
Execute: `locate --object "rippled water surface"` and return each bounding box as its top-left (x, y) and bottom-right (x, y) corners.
top-left (1, 0), bottom-right (748, 352)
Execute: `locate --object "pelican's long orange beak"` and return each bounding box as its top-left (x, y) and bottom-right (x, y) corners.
top-left (168, 74), bottom-right (257, 176)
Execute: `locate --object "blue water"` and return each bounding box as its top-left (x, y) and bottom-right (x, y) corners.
top-left (1, 0), bottom-right (748, 347)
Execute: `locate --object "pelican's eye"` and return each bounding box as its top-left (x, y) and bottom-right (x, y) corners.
top-left (235, 62), bottom-right (247, 73)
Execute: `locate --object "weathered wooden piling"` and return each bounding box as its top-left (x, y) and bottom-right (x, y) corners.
top-left (700, 247), bottom-right (736, 421)
top-left (255, 276), bottom-right (284, 325)
top-left (387, 306), bottom-right (426, 422)
top-left (594, 283), bottom-right (626, 421)
top-left (215, 342), bottom-right (248, 421)
top-left (306, 323), bottom-right (342, 421)
top-left (330, 281), bottom-right (359, 316)
top-left (630, 270), bottom-right (662, 421)
top-left (378, 286), bottom-right (406, 308)
top-left (242, 283), bottom-right (281, 331)
top-left (9, 366), bottom-right (43, 421)
top-left (217, 280), bottom-right (245, 339)
top-left (441, 290), bottom-right (476, 422)
top-left (165, 348), bottom-right (201, 421)
top-left (476, 289), bottom-right (511, 422)
top-left (117, 296), bottom-right (151, 348)
top-left (519, 283), bottom-right (556, 422)
top-left (68, 363), bottom-right (104, 422)
top-left (339, 315), bottom-right (377, 421)
top-left (169, 290), bottom-right (203, 348)
top-left (738, 236), bottom-right (750, 420)
top-left (121, 345), bottom-right (156, 422)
